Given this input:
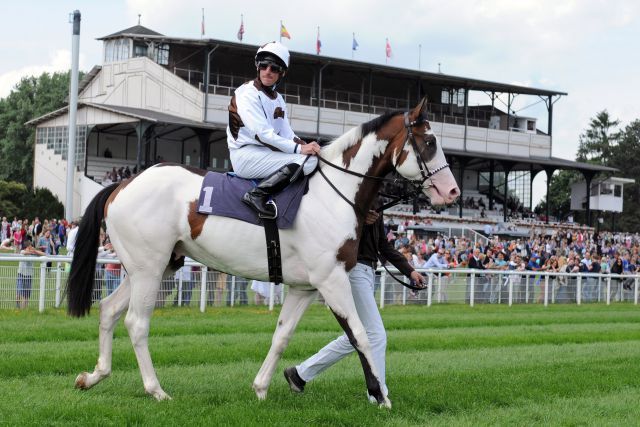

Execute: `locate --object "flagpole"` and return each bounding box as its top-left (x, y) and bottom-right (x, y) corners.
top-left (418, 44), bottom-right (421, 70)
top-left (352, 33), bottom-right (355, 59)
top-left (201, 8), bottom-right (205, 38)
top-left (279, 20), bottom-right (282, 42)
top-left (317, 26), bottom-right (319, 55)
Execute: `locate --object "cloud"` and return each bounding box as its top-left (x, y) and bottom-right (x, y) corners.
top-left (0, 50), bottom-right (87, 99)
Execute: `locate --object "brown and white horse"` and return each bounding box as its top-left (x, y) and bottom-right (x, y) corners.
top-left (66, 97), bottom-right (459, 407)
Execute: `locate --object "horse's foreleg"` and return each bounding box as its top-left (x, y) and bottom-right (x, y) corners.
top-left (318, 271), bottom-right (391, 409)
top-left (253, 287), bottom-right (318, 400)
top-left (123, 273), bottom-right (168, 400)
top-left (75, 276), bottom-right (131, 390)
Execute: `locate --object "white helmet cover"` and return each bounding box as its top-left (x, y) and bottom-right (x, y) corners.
top-left (255, 41), bottom-right (290, 70)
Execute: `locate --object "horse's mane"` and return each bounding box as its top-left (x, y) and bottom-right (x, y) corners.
top-left (360, 110), bottom-right (404, 138)
top-left (321, 110), bottom-right (404, 159)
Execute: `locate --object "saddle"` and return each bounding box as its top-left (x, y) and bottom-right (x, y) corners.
top-left (197, 172), bottom-right (309, 283)
top-left (197, 172), bottom-right (307, 228)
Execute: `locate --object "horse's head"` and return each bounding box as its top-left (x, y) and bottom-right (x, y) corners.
top-left (389, 98), bottom-right (460, 205)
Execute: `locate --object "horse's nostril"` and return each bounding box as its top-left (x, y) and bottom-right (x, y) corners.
top-left (449, 187), bottom-right (461, 198)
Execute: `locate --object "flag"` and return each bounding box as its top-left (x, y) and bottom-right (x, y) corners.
top-left (280, 22), bottom-right (291, 39)
top-left (201, 8), bottom-right (205, 36)
top-left (316, 27), bottom-right (321, 55)
top-left (352, 33), bottom-right (359, 51)
top-left (237, 15), bottom-right (244, 41)
top-left (385, 38), bottom-right (392, 59)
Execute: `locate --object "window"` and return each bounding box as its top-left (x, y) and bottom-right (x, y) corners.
top-left (591, 184), bottom-right (600, 196)
top-left (441, 88), bottom-right (465, 107)
top-left (614, 185), bottom-right (622, 197)
top-left (599, 184), bottom-right (613, 196)
top-left (119, 39), bottom-right (130, 61)
top-left (133, 43), bottom-right (148, 58)
top-left (104, 39), bottom-right (130, 62)
top-left (154, 43), bottom-right (169, 65)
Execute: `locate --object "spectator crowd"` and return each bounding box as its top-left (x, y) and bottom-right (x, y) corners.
top-left (384, 216), bottom-right (640, 303)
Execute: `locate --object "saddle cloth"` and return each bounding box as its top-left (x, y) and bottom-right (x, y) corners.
top-left (196, 172), bottom-right (308, 229)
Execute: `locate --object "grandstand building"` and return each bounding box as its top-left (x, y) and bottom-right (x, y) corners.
top-left (28, 24), bottom-right (616, 224)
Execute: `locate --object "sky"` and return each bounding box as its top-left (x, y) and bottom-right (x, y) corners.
top-left (1, 0), bottom-right (639, 205)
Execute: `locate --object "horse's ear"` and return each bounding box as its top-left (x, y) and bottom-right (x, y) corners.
top-left (411, 97), bottom-right (429, 120)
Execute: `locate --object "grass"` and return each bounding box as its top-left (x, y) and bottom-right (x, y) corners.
top-left (1, 304), bottom-right (640, 426)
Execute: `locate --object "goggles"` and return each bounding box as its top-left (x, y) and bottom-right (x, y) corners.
top-left (257, 61), bottom-right (284, 74)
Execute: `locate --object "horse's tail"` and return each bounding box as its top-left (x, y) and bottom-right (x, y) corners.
top-left (66, 182), bottom-right (120, 317)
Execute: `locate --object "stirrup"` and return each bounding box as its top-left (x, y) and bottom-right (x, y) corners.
top-left (258, 200), bottom-right (278, 220)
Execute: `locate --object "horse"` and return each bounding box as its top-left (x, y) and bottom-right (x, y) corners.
top-left (66, 97), bottom-right (460, 408)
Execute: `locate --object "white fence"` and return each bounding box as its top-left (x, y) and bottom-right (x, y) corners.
top-left (1, 255), bottom-right (639, 312)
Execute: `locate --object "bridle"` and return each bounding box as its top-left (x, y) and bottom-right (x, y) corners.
top-left (402, 112), bottom-right (450, 184)
top-left (316, 111), bottom-right (450, 214)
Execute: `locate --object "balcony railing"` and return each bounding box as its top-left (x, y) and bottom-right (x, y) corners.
top-left (174, 67), bottom-right (512, 130)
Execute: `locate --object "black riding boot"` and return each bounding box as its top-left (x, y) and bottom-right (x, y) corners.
top-left (242, 163), bottom-right (300, 218)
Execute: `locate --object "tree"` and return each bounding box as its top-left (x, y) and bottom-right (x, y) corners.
top-left (0, 180), bottom-right (64, 219)
top-left (0, 71), bottom-right (80, 186)
top-left (0, 180), bottom-right (27, 218)
top-left (576, 110), bottom-right (620, 164)
top-left (610, 120), bottom-right (640, 232)
top-left (535, 170), bottom-right (581, 222)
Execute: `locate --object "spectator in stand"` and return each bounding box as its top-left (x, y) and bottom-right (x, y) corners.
top-left (226, 275), bottom-right (248, 306)
top-left (174, 259), bottom-right (195, 306)
top-left (66, 221), bottom-right (79, 256)
top-left (16, 240), bottom-right (45, 309)
top-left (11, 217), bottom-right (19, 232)
top-left (37, 230), bottom-right (56, 256)
top-left (1, 216), bottom-right (9, 242)
top-left (102, 243), bottom-right (121, 296)
top-left (58, 219), bottom-right (67, 246)
top-left (12, 221), bottom-right (24, 252)
top-left (103, 171), bottom-right (113, 185)
top-left (32, 217), bottom-right (42, 241)
top-left (414, 252), bottom-right (429, 269)
top-left (425, 248), bottom-right (448, 270)
top-left (466, 248), bottom-right (485, 303)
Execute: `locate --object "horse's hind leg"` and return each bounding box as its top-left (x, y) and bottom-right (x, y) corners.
top-left (123, 271), bottom-right (169, 400)
top-left (317, 269), bottom-right (391, 408)
top-left (75, 276), bottom-right (131, 390)
top-left (253, 287), bottom-right (318, 400)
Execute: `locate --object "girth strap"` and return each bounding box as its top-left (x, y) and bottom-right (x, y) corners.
top-left (262, 217), bottom-right (283, 284)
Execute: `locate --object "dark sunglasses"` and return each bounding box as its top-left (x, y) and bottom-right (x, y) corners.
top-left (257, 61), bottom-right (284, 74)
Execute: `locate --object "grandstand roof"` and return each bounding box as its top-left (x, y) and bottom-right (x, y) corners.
top-left (446, 149), bottom-right (617, 174)
top-left (96, 31), bottom-right (566, 98)
top-left (26, 102), bottom-right (217, 130)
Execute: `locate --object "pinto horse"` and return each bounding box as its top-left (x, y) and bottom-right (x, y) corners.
top-left (66, 97), bottom-right (460, 407)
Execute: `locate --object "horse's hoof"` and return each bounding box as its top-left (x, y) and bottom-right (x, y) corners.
top-left (368, 394), bottom-right (392, 409)
top-left (75, 372), bottom-right (90, 390)
top-left (253, 384), bottom-right (268, 400)
top-left (149, 389), bottom-right (172, 401)
top-left (380, 396), bottom-right (392, 409)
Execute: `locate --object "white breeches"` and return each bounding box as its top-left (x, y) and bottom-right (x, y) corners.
top-left (296, 263), bottom-right (388, 397)
top-left (229, 145), bottom-right (318, 179)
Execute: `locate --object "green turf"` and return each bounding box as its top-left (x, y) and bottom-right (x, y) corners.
top-left (0, 304), bottom-right (639, 426)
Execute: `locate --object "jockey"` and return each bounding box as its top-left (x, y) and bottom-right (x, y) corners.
top-left (227, 41), bottom-right (321, 217)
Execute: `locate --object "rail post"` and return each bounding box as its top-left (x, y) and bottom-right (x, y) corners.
top-left (199, 267), bottom-right (207, 313)
top-left (55, 262), bottom-right (62, 308)
top-left (39, 262), bottom-right (46, 312)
